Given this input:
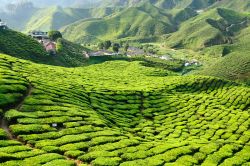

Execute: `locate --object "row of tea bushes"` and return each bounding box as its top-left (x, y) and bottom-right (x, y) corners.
top-left (0, 53), bottom-right (249, 165)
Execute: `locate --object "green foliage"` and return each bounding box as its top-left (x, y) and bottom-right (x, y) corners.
top-left (98, 42), bottom-right (105, 50)
top-left (0, 129), bottom-right (7, 140)
top-left (48, 30), bottom-right (62, 41)
top-left (112, 43), bottom-right (120, 53)
top-left (104, 41), bottom-right (112, 50)
top-left (55, 38), bottom-right (90, 67)
top-left (0, 29), bottom-right (48, 60)
top-left (62, 2), bottom-right (179, 44)
top-left (24, 6), bottom-right (121, 32)
top-left (92, 157), bottom-right (122, 166)
top-left (0, 51), bottom-right (249, 166)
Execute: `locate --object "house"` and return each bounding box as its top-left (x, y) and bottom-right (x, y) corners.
top-left (0, 19), bottom-right (8, 30)
top-left (28, 30), bottom-right (49, 40)
top-left (185, 59), bottom-right (199, 67)
top-left (44, 41), bottom-right (56, 55)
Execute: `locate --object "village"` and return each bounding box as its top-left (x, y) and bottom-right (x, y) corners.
top-left (28, 30), bottom-right (57, 55)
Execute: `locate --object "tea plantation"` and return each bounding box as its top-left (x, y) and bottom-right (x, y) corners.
top-left (0, 53), bottom-right (249, 166)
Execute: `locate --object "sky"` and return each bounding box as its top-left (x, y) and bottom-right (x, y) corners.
top-left (0, 0), bottom-right (102, 10)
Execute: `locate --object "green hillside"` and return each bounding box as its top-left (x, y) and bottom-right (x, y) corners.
top-left (0, 29), bottom-right (48, 61)
top-left (210, 0), bottom-right (250, 12)
top-left (24, 6), bottom-right (122, 32)
top-left (101, 0), bottom-right (218, 9)
top-left (0, 52), bottom-right (249, 165)
top-left (62, 2), bottom-right (197, 44)
top-left (0, 28), bottom-right (89, 67)
top-left (0, 1), bottom-right (250, 165)
top-left (55, 38), bottom-right (90, 67)
top-left (165, 8), bottom-right (249, 49)
top-left (199, 52), bottom-right (250, 84)
top-left (198, 23), bottom-right (250, 84)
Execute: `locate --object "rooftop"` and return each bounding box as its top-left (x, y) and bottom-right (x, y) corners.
top-left (0, 19), bottom-right (7, 27)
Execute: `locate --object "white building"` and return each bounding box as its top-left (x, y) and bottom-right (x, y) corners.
top-left (28, 30), bottom-right (49, 40)
top-left (0, 19), bottom-right (7, 29)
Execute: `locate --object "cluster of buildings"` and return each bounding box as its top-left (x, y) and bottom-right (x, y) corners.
top-left (28, 30), bottom-right (57, 55)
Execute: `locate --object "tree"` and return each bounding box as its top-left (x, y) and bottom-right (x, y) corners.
top-left (98, 42), bottom-right (104, 50)
top-left (48, 31), bottom-right (62, 41)
top-left (119, 41), bottom-right (123, 47)
top-left (222, 47), bottom-right (231, 57)
top-left (124, 43), bottom-right (129, 53)
top-left (104, 40), bottom-right (111, 50)
top-left (112, 43), bottom-right (120, 53)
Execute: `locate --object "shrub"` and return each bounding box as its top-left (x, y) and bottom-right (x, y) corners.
top-left (91, 157), bottom-right (122, 166)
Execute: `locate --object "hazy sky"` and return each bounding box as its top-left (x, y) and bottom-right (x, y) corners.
top-left (0, 0), bottom-right (102, 9)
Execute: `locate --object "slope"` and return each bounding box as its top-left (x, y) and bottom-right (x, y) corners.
top-left (100, 0), bottom-right (218, 9)
top-left (198, 24), bottom-right (250, 84)
top-left (0, 28), bottom-right (48, 61)
top-left (62, 2), bottom-right (197, 44)
top-left (0, 28), bottom-right (89, 67)
top-left (210, 0), bottom-right (250, 12)
top-left (0, 52), bottom-right (249, 165)
top-left (165, 8), bottom-right (250, 49)
top-left (24, 6), bottom-right (122, 32)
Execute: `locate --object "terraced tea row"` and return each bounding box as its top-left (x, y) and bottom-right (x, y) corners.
top-left (0, 53), bottom-right (249, 165)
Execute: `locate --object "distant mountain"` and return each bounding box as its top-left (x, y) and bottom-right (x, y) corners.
top-left (210, 0), bottom-right (250, 12)
top-left (62, 2), bottom-right (197, 43)
top-left (1, 4), bottom-right (121, 32)
top-left (165, 8), bottom-right (249, 49)
top-left (23, 6), bottom-right (122, 32)
top-left (99, 0), bottom-right (218, 9)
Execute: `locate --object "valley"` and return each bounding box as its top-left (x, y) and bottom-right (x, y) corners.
top-left (0, 0), bottom-right (249, 166)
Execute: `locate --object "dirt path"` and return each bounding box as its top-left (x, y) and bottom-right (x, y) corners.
top-left (0, 118), bottom-right (14, 139)
top-left (0, 82), bottom-right (33, 140)
top-left (15, 83), bottom-right (33, 110)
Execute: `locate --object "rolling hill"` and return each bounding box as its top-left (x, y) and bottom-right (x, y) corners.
top-left (24, 6), bottom-right (122, 32)
top-left (210, 0), bottom-right (250, 12)
top-left (0, 28), bottom-right (48, 61)
top-left (165, 8), bottom-right (249, 49)
top-left (62, 2), bottom-right (197, 44)
top-left (100, 0), bottom-right (218, 9)
top-left (0, 28), bottom-right (89, 67)
top-left (1, 4), bottom-right (121, 32)
top-left (0, 0), bottom-right (250, 165)
top-left (0, 52), bottom-right (249, 165)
